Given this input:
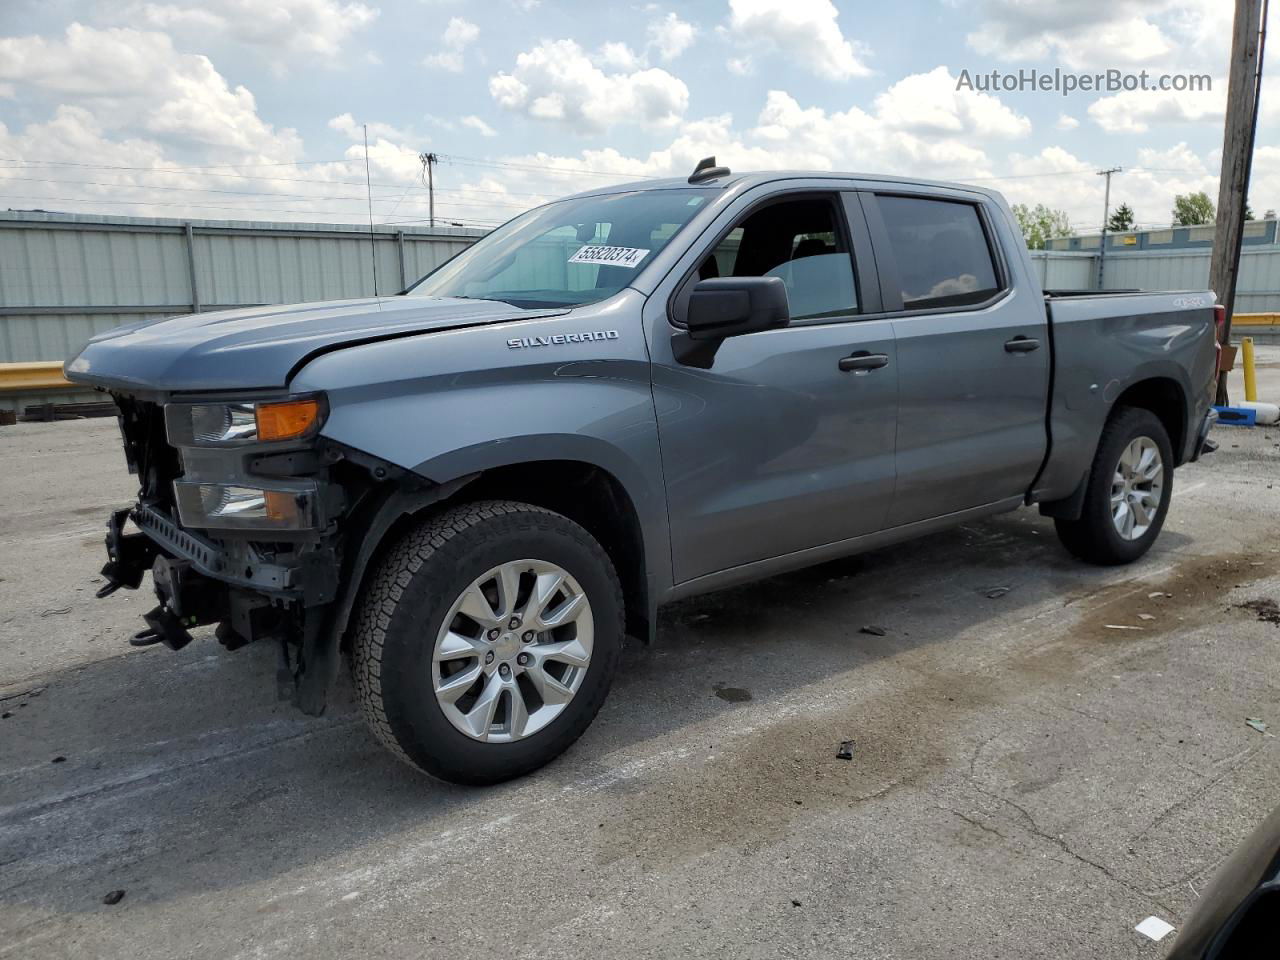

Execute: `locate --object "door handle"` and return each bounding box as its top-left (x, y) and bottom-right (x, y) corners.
top-left (838, 351), bottom-right (890, 373)
top-left (1004, 336), bottom-right (1041, 353)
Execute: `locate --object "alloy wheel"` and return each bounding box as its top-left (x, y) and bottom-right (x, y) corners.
top-left (1110, 436), bottom-right (1164, 541)
top-left (432, 559), bottom-right (594, 742)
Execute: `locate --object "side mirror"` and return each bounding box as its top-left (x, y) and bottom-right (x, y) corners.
top-left (686, 277), bottom-right (790, 341)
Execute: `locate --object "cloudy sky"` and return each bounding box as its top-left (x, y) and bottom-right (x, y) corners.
top-left (0, 0), bottom-right (1273, 233)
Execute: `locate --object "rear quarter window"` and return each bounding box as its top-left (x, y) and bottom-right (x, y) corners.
top-left (877, 196), bottom-right (1002, 310)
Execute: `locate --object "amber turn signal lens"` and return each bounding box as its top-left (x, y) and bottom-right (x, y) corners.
top-left (255, 398), bottom-right (321, 442)
top-left (263, 489), bottom-right (302, 524)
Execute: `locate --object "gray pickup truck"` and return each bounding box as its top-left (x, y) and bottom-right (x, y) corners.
top-left (67, 161), bottom-right (1219, 783)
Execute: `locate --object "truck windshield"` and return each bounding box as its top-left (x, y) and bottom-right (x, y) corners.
top-left (406, 188), bottom-right (717, 308)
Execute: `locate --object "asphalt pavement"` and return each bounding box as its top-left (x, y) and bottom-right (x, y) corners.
top-left (1, 353), bottom-right (1278, 959)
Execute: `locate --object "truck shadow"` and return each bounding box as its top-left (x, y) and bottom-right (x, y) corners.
top-left (0, 510), bottom-right (1206, 920)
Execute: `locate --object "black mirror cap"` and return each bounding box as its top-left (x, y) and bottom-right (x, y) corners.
top-left (686, 276), bottom-right (790, 341)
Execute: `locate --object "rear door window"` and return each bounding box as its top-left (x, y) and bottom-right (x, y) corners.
top-left (876, 196), bottom-right (1002, 310)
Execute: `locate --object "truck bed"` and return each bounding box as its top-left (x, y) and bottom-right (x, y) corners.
top-left (1032, 290), bottom-right (1218, 505)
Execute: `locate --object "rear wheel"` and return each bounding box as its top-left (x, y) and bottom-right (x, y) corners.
top-left (1055, 407), bottom-right (1174, 565)
top-left (351, 500), bottom-right (624, 784)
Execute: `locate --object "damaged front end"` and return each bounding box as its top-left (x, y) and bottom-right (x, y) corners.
top-left (98, 391), bottom-right (427, 716)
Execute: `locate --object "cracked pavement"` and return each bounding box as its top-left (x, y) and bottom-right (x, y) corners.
top-left (2, 352), bottom-right (1279, 959)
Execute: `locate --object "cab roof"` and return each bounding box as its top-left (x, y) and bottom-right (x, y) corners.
top-left (562, 170), bottom-right (1005, 204)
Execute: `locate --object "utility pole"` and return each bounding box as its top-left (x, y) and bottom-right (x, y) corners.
top-left (1211, 0), bottom-right (1267, 405)
top-left (1096, 167), bottom-right (1122, 291)
top-left (419, 152), bottom-right (438, 228)
top-left (363, 124), bottom-right (379, 296)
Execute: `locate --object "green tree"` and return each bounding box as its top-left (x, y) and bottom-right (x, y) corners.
top-left (1172, 191), bottom-right (1215, 226)
top-left (1244, 199), bottom-right (1255, 221)
top-left (1107, 203), bottom-right (1136, 232)
top-left (1011, 202), bottom-right (1073, 250)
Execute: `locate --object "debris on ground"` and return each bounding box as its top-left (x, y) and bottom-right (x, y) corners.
top-left (102, 890), bottom-right (126, 906)
top-left (1238, 598), bottom-right (1280, 627)
top-left (1245, 717), bottom-right (1269, 734)
top-left (40, 607), bottom-right (72, 617)
top-left (791, 899), bottom-right (802, 907)
top-left (985, 586), bottom-right (1011, 599)
top-left (859, 625), bottom-right (887, 636)
top-left (836, 740), bottom-right (855, 760)
top-left (51, 755), bottom-right (66, 763)
top-left (1138, 613), bottom-right (1156, 621)
top-left (1104, 624), bottom-right (1144, 631)
top-left (1134, 916), bottom-right (1175, 942)
top-left (1148, 591), bottom-right (1173, 599)
top-left (713, 686), bottom-right (752, 703)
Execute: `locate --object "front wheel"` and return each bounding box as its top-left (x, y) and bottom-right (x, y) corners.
top-left (351, 500), bottom-right (624, 785)
top-left (1054, 406), bottom-right (1174, 565)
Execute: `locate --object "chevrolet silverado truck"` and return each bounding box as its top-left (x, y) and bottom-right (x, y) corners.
top-left (66, 160), bottom-right (1220, 784)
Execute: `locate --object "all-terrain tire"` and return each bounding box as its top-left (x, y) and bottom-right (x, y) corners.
top-left (351, 499), bottom-right (624, 785)
top-left (1054, 406), bottom-right (1174, 566)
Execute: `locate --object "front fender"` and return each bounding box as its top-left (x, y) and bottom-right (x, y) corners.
top-left (289, 292), bottom-right (673, 595)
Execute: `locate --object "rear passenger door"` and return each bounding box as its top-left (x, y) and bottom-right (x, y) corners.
top-left (861, 192), bottom-right (1049, 526)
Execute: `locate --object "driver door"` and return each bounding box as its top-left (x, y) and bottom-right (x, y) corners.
top-left (648, 191), bottom-right (899, 584)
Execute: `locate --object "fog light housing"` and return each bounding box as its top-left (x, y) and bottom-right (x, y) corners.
top-left (174, 481), bottom-right (318, 531)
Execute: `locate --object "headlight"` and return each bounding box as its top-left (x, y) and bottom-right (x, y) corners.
top-left (166, 395), bottom-right (325, 447)
top-left (174, 481), bottom-right (318, 531)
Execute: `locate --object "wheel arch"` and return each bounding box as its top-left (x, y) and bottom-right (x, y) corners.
top-left (439, 458), bottom-right (654, 645)
top-left (1112, 376), bottom-right (1188, 465)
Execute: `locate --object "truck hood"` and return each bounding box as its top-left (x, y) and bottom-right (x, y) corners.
top-left (64, 296), bottom-right (568, 393)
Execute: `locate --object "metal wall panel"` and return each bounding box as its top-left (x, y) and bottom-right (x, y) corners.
top-left (1028, 252), bottom-right (1096, 290)
top-left (4, 208), bottom-right (1278, 413)
top-left (0, 212), bottom-right (486, 373)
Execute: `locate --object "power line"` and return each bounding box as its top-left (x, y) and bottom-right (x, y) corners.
top-left (0, 193), bottom-right (532, 218)
top-left (0, 173), bottom-right (556, 206)
top-left (0, 154), bottom-right (654, 190)
top-left (0, 155), bottom-right (352, 172)
top-left (439, 153), bottom-right (662, 180)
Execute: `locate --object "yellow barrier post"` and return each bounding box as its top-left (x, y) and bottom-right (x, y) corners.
top-left (1242, 337), bottom-right (1257, 403)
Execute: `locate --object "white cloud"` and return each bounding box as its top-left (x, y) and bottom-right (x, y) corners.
top-left (136, 0), bottom-right (378, 56)
top-left (727, 0), bottom-right (869, 80)
top-left (461, 114), bottom-right (497, 137)
top-left (965, 0), bottom-right (1231, 70)
top-left (0, 24), bottom-right (302, 157)
top-left (726, 56), bottom-right (753, 76)
top-left (488, 39), bottom-right (689, 133)
top-left (996, 142), bottom-right (1220, 230)
top-left (1056, 114), bottom-right (1080, 130)
top-left (423, 16), bottom-right (478, 72)
top-left (328, 112), bottom-right (411, 141)
top-left (647, 12), bottom-right (696, 61)
top-left (595, 42), bottom-right (643, 71)
top-left (1087, 83), bottom-right (1224, 133)
top-left (874, 67), bottom-right (1031, 139)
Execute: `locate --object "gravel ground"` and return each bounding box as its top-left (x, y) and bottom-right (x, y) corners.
top-left (1, 354), bottom-right (1278, 960)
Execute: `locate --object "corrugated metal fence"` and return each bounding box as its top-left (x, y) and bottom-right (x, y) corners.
top-left (0, 210), bottom-right (485, 411)
top-left (1029, 248), bottom-right (1280, 312)
top-left (3, 210), bottom-right (1279, 413)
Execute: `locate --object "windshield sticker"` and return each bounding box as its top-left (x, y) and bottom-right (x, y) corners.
top-left (568, 244), bottom-right (650, 268)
